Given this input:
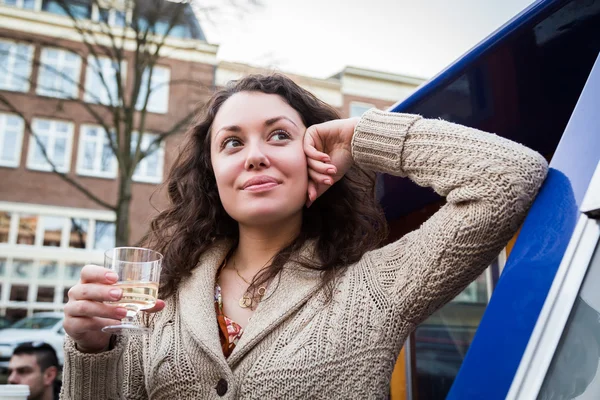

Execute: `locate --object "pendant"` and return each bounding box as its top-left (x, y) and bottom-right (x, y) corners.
top-left (239, 294), bottom-right (253, 308)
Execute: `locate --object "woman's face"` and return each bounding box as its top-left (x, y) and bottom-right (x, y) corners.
top-left (210, 92), bottom-right (308, 226)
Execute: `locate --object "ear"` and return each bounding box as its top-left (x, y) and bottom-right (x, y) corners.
top-left (43, 366), bottom-right (58, 386)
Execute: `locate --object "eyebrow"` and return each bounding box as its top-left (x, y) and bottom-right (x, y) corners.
top-left (8, 367), bottom-right (33, 373)
top-left (215, 116), bottom-right (299, 137)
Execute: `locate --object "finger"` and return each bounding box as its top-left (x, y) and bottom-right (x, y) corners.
top-left (68, 283), bottom-right (123, 302)
top-left (64, 316), bottom-right (122, 334)
top-left (308, 168), bottom-right (334, 187)
top-left (304, 144), bottom-right (331, 163)
top-left (306, 181), bottom-right (317, 208)
top-left (80, 265), bottom-right (118, 284)
top-left (307, 157), bottom-right (337, 176)
top-left (142, 299), bottom-right (166, 314)
top-left (64, 300), bottom-right (128, 320)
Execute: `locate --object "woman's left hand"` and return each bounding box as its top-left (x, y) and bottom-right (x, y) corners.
top-left (303, 117), bottom-right (360, 207)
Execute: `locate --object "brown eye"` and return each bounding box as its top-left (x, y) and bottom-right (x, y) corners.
top-left (270, 130), bottom-right (291, 142)
top-left (222, 137), bottom-right (242, 149)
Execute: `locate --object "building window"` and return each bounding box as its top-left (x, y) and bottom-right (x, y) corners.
top-left (0, 113), bottom-right (25, 168)
top-left (37, 48), bottom-right (81, 99)
top-left (135, 66), bottom-right (170, 114)
top-left (94, 220), bottom-right (115, 250)
top-left (41, 0), bottom-right (91, 19)
top-left (10, 284), bottom-right (28, 302)
top-left (349, 102), bottom-right (375, 117)
top-left (132, 133), bottom-right (164, 183)
top-left (36, 286), bottom-right (55, 303)
top-left (38, 260), bottom-right (59, 280)
top-left (16, 214), bottom-right (37, 245)
top-left (65, 264), bottom-right (82, 281)
top-left (93, 5), bottom-right (126, 27)
top-left (1, 0), bottom-right (37, 10)
top-left (40, 216), bottom-right (65, 247)
top-left (27, 118), bottom-right (73, 172)
top-left (84, 56), bottom-right (126, 106)
top-left (4, 205), bottom-right (114, 250)
top-left (0, 212), bottom-right (10, 243)
top-left (68, 218), bottom-right (88, 248)
top-left (0, 40), bottom-right (34, 93)
top-left (76, 125), bottom-right (117, 178)
top-left (12, 259), bottom-right (33, 279)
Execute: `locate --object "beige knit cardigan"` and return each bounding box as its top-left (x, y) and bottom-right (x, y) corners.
top-left (60, 109), bottom-right (548, 399)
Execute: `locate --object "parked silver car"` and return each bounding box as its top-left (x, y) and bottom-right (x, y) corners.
top-left (0, 312), bottom-right (65, 370)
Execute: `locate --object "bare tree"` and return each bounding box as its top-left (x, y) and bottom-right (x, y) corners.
top-left (0, 0), bottom-right (259, 246)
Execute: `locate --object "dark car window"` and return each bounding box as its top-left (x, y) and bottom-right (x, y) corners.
top-left (10, 316), bottom-right (61, 330)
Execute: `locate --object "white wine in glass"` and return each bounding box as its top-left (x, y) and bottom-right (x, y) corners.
top-left (102, 247), bottom-right (162, 335)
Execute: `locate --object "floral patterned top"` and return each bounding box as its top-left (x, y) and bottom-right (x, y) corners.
top-left (214, 283), bottom-right (244, 357)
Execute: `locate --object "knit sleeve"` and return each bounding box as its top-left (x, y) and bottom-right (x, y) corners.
top-left (352, 109), bottom-right (548, 325)
top-left (60, 333), bottom-right (147, 400)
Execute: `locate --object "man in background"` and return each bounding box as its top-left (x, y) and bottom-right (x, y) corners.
top-left (7, 342), bottom-right (60, 400)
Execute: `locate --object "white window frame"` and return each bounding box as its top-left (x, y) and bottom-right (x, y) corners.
top-left (26, 118), bottom-right (74, 173)
top-left (36, 47), bottom-right (82, 99)
top-left (90, 3), bottom-right (130, 26)
top-left (84, 55), bottom-right (126, 106)
top-left (0, 201), bottom-right (115, 252)
top-left (76, 124), bottom-right (118, 179)
top-left (135, 65), bottom-right (170, 114)
top-left (507, 160), bottom-right (600, 399)
top-left (0, 39), bottom-right (34, 93)
top-left (0, 202), bottom-right (116, 318)
top-left (1, 0), bottom-right (42, 10)
top-left (132, 132), bottom-right (165, 184)
top-left (0, 112), bottom-right (25, 168)
top-left (349, 101), bottom-right (375, 117)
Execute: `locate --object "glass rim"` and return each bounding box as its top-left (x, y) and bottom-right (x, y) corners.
top-left (104, 246), bottom-right (163, 263)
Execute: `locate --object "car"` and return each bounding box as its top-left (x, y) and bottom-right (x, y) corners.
top-left (0, 312), bottom-right (65, 370)
top-left (0, 317), bottom-right (11, 330)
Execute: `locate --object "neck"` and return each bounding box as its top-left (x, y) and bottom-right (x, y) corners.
top-left (37, 387), bottom-right (54, 400)
top-left (234, 214), bottom-right (302, 275)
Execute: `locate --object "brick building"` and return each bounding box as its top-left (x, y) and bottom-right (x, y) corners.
top-left (0, 0), bottom-right (425, 320)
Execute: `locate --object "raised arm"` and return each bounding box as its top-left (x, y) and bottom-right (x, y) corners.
top-left (352, 109), bottom-right (548, 325)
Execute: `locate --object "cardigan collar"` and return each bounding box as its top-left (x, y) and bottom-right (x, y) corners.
top-left (177, 240), bottom-right (322, 369)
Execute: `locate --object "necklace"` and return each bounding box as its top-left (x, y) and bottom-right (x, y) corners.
top-left (231, 258), bottom-right (267, 309)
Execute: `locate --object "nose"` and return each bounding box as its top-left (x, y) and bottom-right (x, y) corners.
top-left (244, 141), bottom-right (270, 170)
top-left (8, 371), bottom-right (19, 384)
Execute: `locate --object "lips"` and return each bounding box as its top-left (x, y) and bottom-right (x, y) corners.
top-left (242, 175), bottom-right (281, 190)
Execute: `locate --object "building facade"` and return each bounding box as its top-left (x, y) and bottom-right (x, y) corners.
top-left (0, 0), bottom-right (425, 321)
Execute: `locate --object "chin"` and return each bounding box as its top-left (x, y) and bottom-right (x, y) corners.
top-left (233, 203), bottom-right (304, 226)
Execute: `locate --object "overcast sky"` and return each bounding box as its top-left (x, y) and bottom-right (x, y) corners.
top-left (200, 0), bottom-right (536, 79)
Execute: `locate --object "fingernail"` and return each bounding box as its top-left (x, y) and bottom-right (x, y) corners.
top-left (116, 308), bottom-right (128, 318)
top-left (327, 168), bottom-right (336, 174)
top-left (109, 288), bottom-right (122, 300)
top-left (324, 179), bottom-right (332, 185)
top-left (105, 272), bottom-right (118, 282)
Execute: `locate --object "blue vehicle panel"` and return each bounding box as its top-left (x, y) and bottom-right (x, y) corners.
top-left (383, 0), bottom-right (600, 397)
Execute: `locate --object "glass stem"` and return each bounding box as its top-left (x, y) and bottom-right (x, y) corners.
top-left (121, 308), bottom-right (137, 325)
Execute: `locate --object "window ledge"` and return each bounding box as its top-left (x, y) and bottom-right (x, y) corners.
top-left (132, 176), bottom-right (162, 185)
top-left (76, 169), bottom-right (117, 180)
top-left (0, 162), bottom-right (20, 169)
top-left (26, 164), bottom-right (70, 174)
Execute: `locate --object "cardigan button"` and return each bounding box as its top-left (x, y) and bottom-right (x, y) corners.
top-left (216, 378), bottom-right (228, 396)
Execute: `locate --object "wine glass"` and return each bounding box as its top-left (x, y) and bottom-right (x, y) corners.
top-left (102, 247), bottom-right (162, 335)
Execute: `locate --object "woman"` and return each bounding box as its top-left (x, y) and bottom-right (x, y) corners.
top-left (61, 74), bottom-right (548, 399)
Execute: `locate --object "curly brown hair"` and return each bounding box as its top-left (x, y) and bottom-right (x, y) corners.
top-left (144, 74), bottom-right (387, 300)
